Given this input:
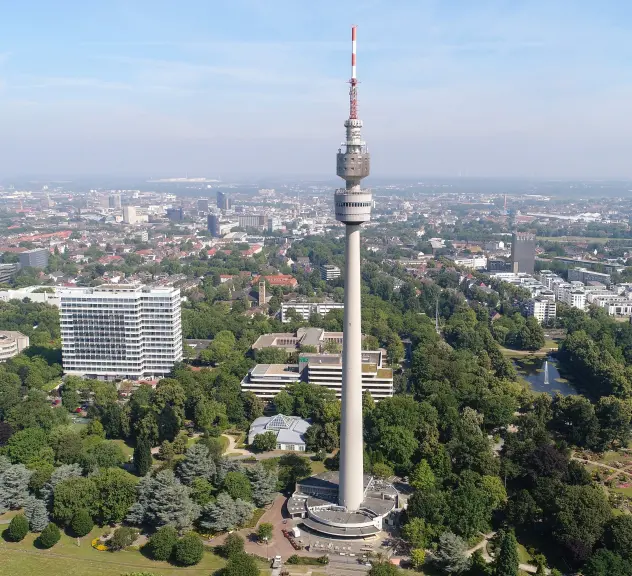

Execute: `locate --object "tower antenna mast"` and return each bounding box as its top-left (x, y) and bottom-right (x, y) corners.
top-left (349, 25), bottom-right (358, 120)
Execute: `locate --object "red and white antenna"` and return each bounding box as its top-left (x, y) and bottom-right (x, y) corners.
top-left (349, 25), bottom-right (358, 120)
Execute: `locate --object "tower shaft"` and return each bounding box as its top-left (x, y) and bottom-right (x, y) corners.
top-left (339, 224), bottom-right (364, 510)
top-left (336, 25), bottom-right (372, 512)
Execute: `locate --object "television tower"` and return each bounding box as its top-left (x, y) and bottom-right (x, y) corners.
top-left (336, 25), bottom-right (372, 512)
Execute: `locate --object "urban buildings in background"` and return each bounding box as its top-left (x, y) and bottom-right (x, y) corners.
top-left (166, 207), bottom-right (184, 222)
top-left (511, 232), bottom-right (536, 274)
top-left (19, 248), bottom-right (49, 269)
top-left (526, 298), bottom-right (557, 324)
top-left (123, 205), bottom-right (137, 224)
top-left (321, 264), bottom-right (341, 281)
top-left (217, 191), bottom-right (232, 211)
top-left (0, 331), bottom-right (29, 361)
top-left (59, 284), bottom-right (182, 380)
top-left (281, 300), bottom-right (344, 322)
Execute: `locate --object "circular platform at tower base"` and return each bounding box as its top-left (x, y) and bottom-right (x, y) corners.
top-left (289, 472), bottom-right (398, 539)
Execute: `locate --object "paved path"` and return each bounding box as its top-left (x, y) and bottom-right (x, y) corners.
top-left (466, 532), bottom-right (549, 575)
top-left (222, 434), bottom-right (251, 456)
top-left (572, 456), bottom-right (632, 478)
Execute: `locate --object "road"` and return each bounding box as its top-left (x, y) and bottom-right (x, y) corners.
top-left (572, 456), bottom-right (632, 478)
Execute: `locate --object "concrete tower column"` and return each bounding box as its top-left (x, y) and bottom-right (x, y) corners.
top-left (339, 224), bottom-right (364, 511)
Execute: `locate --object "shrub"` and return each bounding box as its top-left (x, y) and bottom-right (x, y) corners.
top-left (224, 552), bottom-right (260, 576)
top-left (38, 522), bottom-right (61, 548)
top-left (287, 554), bottom-right (300, 564)
top-left (221, 533), bottom-right (245, 559)
top-left (70, 509), bottom-right (94, 537)
top-left (146, 525), bottom-right (178, 561)
top-left (5, 514), bottom-right (29, 542)
top-left (174, 532), bottom-right (204, 566)
top-left (109, 527), bottom-right (139, 551)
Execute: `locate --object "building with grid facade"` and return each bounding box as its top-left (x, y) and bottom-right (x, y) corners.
top-left (60, 284), bottom-right (182, 380)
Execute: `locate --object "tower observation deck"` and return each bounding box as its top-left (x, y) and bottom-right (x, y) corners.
top-left (335, 26), bottom-right (372, 226)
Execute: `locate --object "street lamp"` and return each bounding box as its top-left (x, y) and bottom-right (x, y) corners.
top-left (264, 536), bottom-right (269, 560)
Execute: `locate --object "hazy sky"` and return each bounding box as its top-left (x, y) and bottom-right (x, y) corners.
top-left (2, 0), bottom-right (632, 179)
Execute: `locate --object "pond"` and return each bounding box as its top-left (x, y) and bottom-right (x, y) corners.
top-left (512, 355), bottom-right (578, 396)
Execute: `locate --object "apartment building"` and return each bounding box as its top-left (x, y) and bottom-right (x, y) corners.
top-left (60, 284), bottom-right (182, 380)
top-left (526, 298), bottom-right (557, 324)
top-left (19, 248), bottom-right (49, 269)
top-left (567, 267), bottom-right (612, 286)
top-left (281, 301), bottom-right (345, 323)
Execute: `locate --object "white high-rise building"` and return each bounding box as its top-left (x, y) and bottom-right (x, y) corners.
top-left (123, 205), bottom-right (137, 224)
top-left (60, 284), bottom-right (182, 380)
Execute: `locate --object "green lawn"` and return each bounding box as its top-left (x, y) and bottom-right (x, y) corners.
top-left (537, 236), bottom-right (610, 244)
top-left (612, 486), bottom-right (632, 497)
top-left (0, 528), bottom-right (226, 576)
top-left (108, 439), bottom-right (135, 459)
top-left (310, 460), bottom-right (326, 475)
top-left (516, 543), bottom-right (532, 564)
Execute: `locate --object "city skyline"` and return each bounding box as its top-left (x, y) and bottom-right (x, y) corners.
top-left (3, 1), bottom-right (632, 178)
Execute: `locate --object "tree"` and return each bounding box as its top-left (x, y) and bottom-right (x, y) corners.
top-left (53, 476), bottom-right (97, 525)
top-left (41, 463), bottom-right (82, 506)
top-left (278, 453), bottom-right (312, 491)
top-left (434, 531), bottom-right (471, 574)
top-left (247, 463), bottom-right (278, 507)
top-left (252, 431), bottom-right (277, 452)
top-left (126, 470), bottom-right (200, 532)
top-left (5, 514), bottom-right (29, 541)
top-left (493, 530), bottom-right (519, 576)
top-left (37, 522), bottom-right (61, 548)
top-left (6, 427), bottom-right (51, 465)
top-left (221, 533), bottom-right (245, 558)
top-left (372, 462), bottom-right (394, 479)
top-left (71, 509), bottom-right (94, 537)
top-left (133, 437), bottom-right (152, 476)
top-left (147, 525), bottom-right (178, 561)
top-left (409, 460), bottom-right (436, 491)
top-left (176, 443), bottom-right (217, 485)
top-left (82, 441), bottom-right (126, 472)
top-left (257, 522), bottom-right (273, 542)
top-left (190, 477), bottom-right (215, 506)
top-left (202, 331), bottom-right (237, 365)
top-left (109, 527), bottom-right (139, 551)
top-left (174, 532), bottom-right (204, 566)
top-left (24, 496), bottom-right (49, 532)
top-left (402, 517), bottom-right (431, 550)
top-left (255, 347), bottom-right (288, 364)
top-left (604, 515), bottom-right (632, 559)
top-left (199, 492), bottom-right (254, 532)
top-left (410, 549), bottom-right (426, 570)
top-left (368, 563), bottom-right (402, 576)
top-left (223, 552), bottom-right (260, 576)
top-left (552, 484), bottom-right (611, 564)
top-left (583, 549), bottom-right (630, 576)
top-left (273, 390), bottom-right (293, 414)
top-left (0, 462), bottom-right (32, 509)
top-left (224, 471), bottom-right (252, 501)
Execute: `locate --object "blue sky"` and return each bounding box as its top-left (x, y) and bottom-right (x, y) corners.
top-left (2, 0), bottom-right (632, 178)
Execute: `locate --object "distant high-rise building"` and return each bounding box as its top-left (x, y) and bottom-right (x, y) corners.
top-left (268, 217), bottom-right (282, 232)
top-left (166, 207), bottom-right (184, 222)
top-left (207, 214), bottom-right (220, 237)
top-left (321, 264), bottom-right (341, 281)
top-left (19, 248), bottom-right (49, 269)
top-left (108, 193), bottom-right (122, 209)
top-left (217, 191), bottom-right (232, 211)
top-left (511, 232), bottom-right (536, 274)
top-left (238, 214), bottom-right (268, 230)
top-left (122, 205), bottom-right (137, 224)
top-left (60, 284), bottom-right (182, 380)
top-left (197, 198), bottom-right (209, 213)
